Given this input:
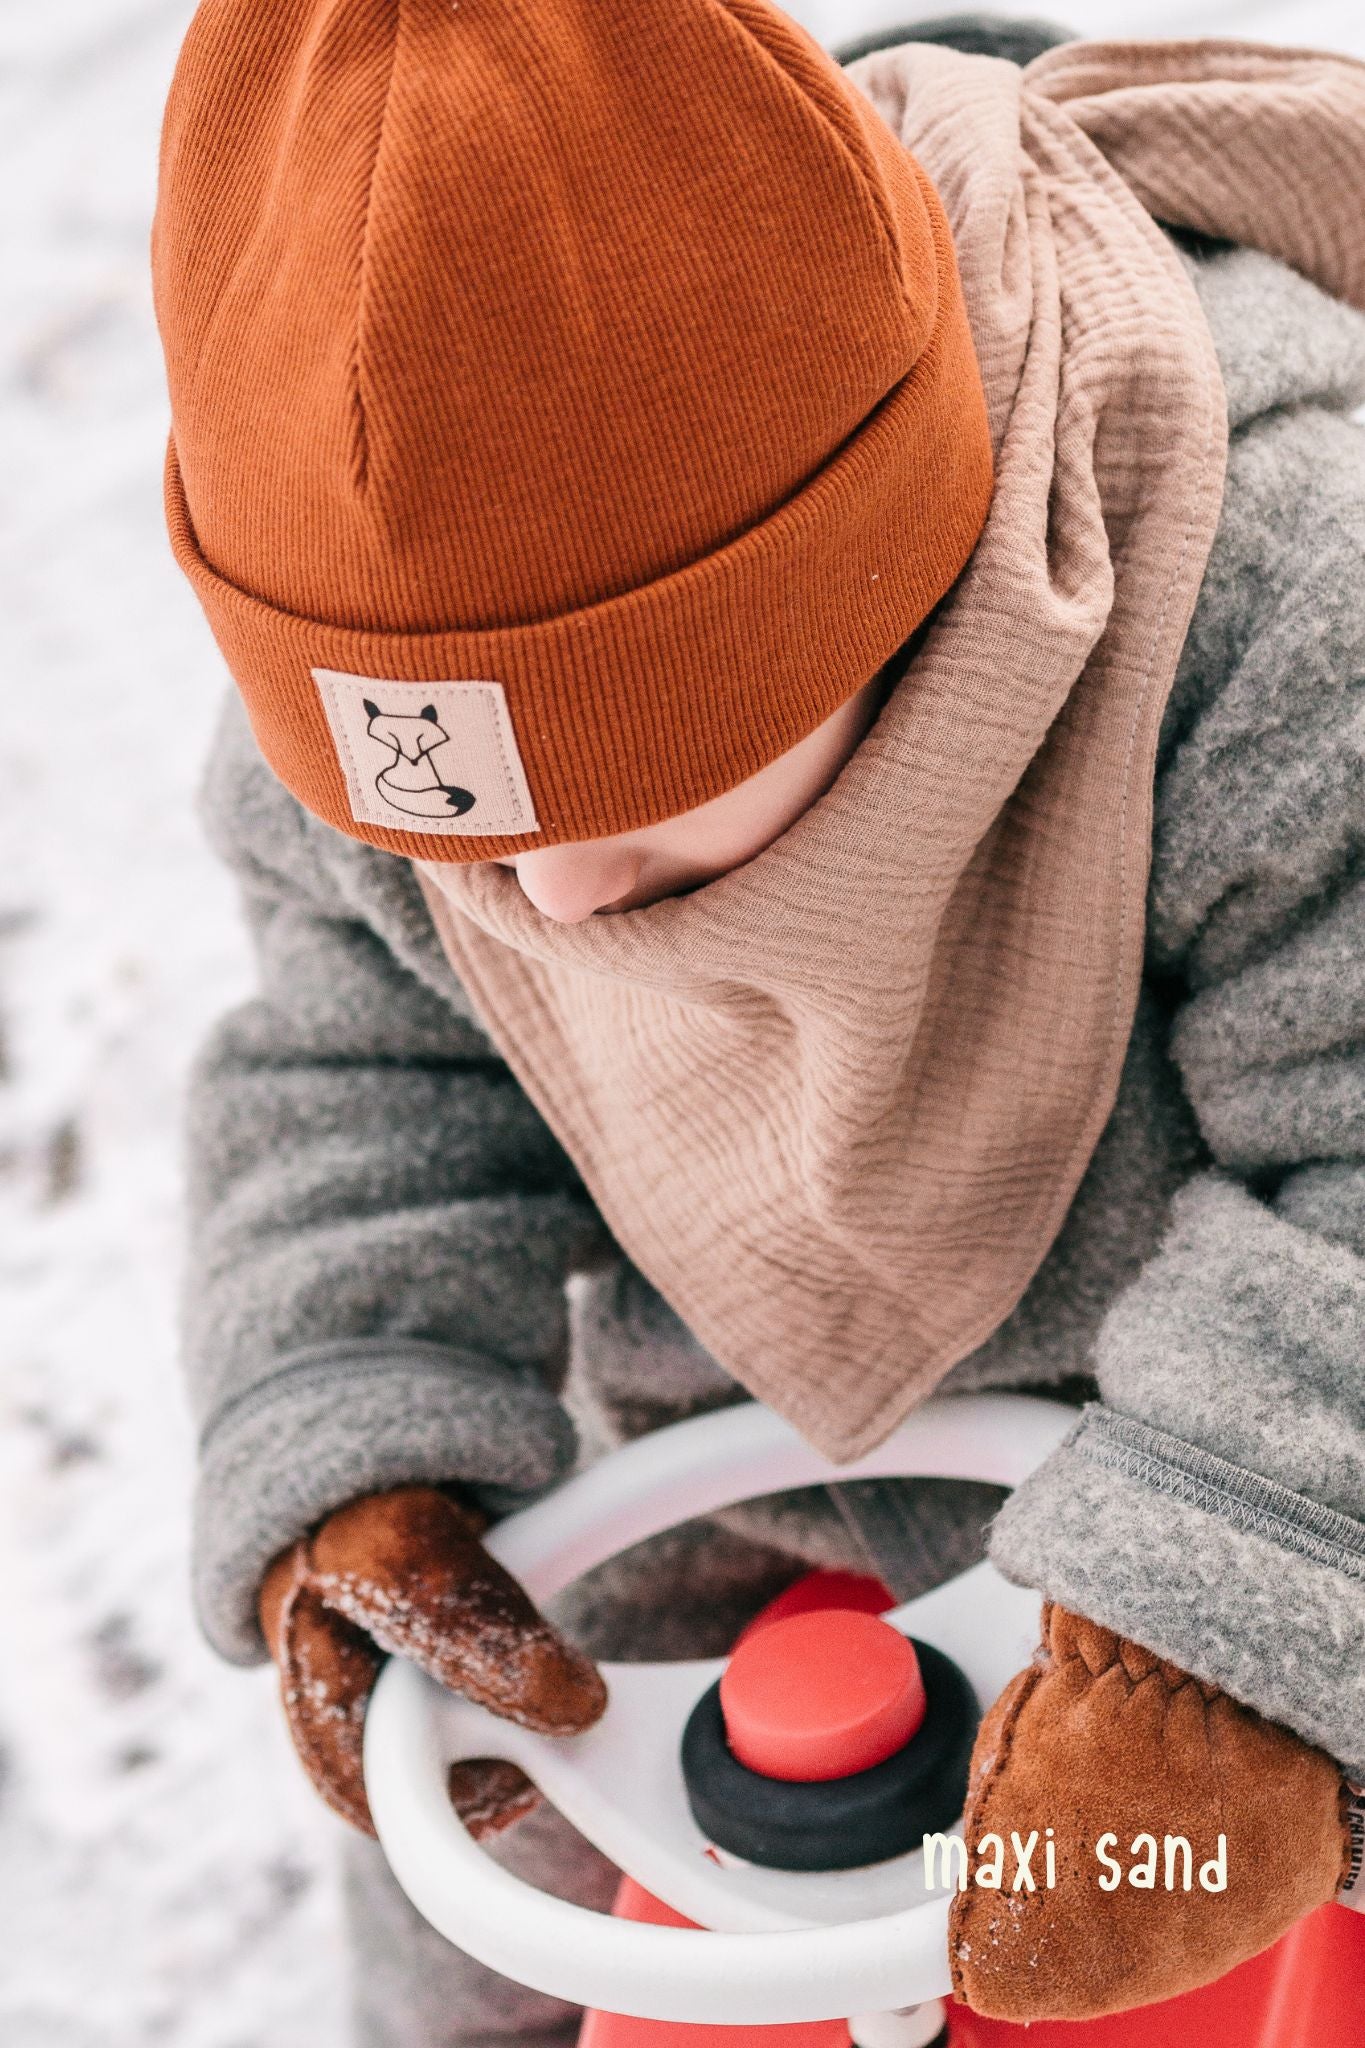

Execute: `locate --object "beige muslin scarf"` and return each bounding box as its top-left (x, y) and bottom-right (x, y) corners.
top-left (418, 40), bottom-right (1365, 1461)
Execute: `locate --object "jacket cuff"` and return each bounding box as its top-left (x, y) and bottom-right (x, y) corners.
top-left (194, 1339), bottom-right (578, 1665)
top-left (989, 1403), bottom-right (1365, 1778)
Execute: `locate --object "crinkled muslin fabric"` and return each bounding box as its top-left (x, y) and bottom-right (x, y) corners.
top-left (420, 40), bottom-right (1365, 1462)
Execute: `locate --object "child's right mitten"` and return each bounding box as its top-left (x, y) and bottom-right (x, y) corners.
top-left (257, 1484), bottom-right (606, 1838)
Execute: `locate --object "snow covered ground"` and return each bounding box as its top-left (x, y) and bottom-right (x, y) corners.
top-left (1, 4), bottom-right (1361, 2044)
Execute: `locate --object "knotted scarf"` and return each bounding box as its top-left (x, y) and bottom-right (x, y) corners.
top-left (419, 40), bottom-right (1365, 1460)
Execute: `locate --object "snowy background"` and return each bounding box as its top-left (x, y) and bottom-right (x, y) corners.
top-left (1, 4), bottom-right (1361, 2044)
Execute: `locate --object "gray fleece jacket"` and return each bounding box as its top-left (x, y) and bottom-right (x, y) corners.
top-left (181, 233), bottom-right (1365, 1780)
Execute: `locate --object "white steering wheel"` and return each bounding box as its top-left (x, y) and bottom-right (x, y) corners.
top-left (364, 1393), bottom-right (1075, 2025)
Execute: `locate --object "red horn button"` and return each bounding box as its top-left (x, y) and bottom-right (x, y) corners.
top-left (718, 1608), bottom-right (927, 1783)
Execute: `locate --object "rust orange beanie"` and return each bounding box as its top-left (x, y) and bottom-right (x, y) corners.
top-left (152, 0), bottom-right (993, 860)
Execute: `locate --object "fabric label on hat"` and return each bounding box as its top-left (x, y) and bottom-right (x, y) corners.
top-left (312, 670), bottom-right (539, 837)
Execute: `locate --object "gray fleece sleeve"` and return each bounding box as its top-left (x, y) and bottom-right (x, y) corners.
top-left (183, 696), bottom-right (610, 1664)
top-left (989, 248), bottom-right (1365, 1777)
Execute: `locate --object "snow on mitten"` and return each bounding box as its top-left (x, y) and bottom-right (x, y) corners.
top-left (258, 1485), bottom-right (606, 1838)
top-left (949, 1602), bottom-right (1351, 2020)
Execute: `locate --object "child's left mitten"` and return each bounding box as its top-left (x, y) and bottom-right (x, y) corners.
top-left (949, 1601), bottom-right (1351, 2020)
top-left (257, 1484), bottom-right (606, 1839)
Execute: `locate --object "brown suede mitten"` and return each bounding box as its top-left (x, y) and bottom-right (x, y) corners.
top-left (258, 1485), bottom-right (606, 1839)
top-left (949, 1602), bottom-right (1351, 2021)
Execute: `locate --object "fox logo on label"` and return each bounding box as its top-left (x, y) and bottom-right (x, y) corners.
top-left (313, 669), bottom-right (538, 837)
top-left (362, 699), bottom-right (476, 819)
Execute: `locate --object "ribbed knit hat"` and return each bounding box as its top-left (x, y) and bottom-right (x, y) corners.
top-left (152, 0), bottom-right (994, 860)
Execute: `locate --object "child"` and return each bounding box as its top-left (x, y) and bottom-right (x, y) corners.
top-left (151, 7), bottom-right (1365, 2043)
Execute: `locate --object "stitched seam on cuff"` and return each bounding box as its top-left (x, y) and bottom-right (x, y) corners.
top-left (198, 1338), bottom-right (535, 1457)
top-left (1074, 1404), bottom-right (1365, 1581)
